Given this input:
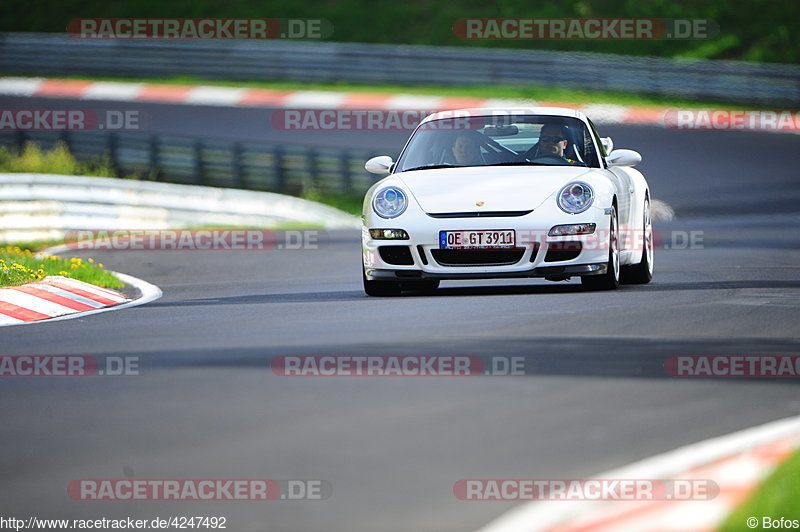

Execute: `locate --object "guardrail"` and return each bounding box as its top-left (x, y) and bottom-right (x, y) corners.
top-left (0, 173), bottom-right (360, 242)
top-left (0, 129), bottom-right (383, 197)
top-left (1, 32), bottom-right (799, 105)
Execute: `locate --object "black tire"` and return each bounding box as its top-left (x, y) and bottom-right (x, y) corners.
top-left (363, 268), bottom-right (402, 297)
top-left (581, 206), bottom-right (620, 291)
top-left (621, 197), bottom-right (654, 285)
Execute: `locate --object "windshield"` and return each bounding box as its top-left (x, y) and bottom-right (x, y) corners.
top-left (394, 114), bottom-right (601, 172)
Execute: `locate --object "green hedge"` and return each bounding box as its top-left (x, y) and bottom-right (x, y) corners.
top-left (2, 0), bottom-right (797, 64)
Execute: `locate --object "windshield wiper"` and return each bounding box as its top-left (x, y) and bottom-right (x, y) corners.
top-left (493, 160), bottom-right (588, 168)
top-left (400, 164), bottom-right (463, 172)
top-left (491, 161), bottom-right (549, 167)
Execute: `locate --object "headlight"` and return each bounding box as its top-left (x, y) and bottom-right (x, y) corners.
top-left (373, 187), bottom-right (408, 219)
top-left (558, 182), bottom-right (594, 214)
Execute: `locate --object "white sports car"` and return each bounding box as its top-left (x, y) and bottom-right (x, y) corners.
top-left (361, 107), bottom-right (653, 296)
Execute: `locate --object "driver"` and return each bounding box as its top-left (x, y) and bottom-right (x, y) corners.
top-left (528, 124), bottom-right (579, 164)
top-left (451, 133), bottom-right (483, 165)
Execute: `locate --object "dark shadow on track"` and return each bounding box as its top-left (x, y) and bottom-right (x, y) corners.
top-left (142, 278), bottom-right (800, 308)
top-left (40, 338), bottom-right (800, 382)
top-left (144, 284), bottom-right (587, 307)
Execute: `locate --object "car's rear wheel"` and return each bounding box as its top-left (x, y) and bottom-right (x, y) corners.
top-left (581, 206), bottom-right (620, 291)
top-left (621, 197), bottom-right (654, 285)
top-left (362, 267), bottom-right (402, 297)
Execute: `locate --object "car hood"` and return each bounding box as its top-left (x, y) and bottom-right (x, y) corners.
top-left (394, 166), bottom-right (599, 213)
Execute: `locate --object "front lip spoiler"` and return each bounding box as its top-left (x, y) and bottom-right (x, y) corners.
top-left (365, 263), bottom-right (607, 281)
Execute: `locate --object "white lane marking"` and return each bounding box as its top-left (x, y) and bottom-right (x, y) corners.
top-left (83, 82), bottom-right (144, 100)
top-left (0, 289), bottom-right (75, 317)
top-left (185, 86), bottom-right (247, 106)
top-left (0, 77), bottom-right (45, 96)
top-left (476, 415), bottom-right (800, 532)
top-left (283, 91), bottom-right (348, 108)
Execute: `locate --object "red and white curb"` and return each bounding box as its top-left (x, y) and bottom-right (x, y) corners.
top-left (0, 270), bottom-right (161, 326)
top-left (0, 275), bottom-right (128, 325)
top-left (477, 415), bottom-right (800, 532)
top-left (0, 76), bottom-right (667, 126)
top-left (3, 76), bottom-right (797, 132)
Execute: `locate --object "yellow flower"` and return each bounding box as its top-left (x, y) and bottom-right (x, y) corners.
top-left (70, 264), bottom-right (78, 270)
top-left (58, 270), bottom-right (69, 275)
top-left (98, 263), bottom-right (104, 268)
top-left (88, 258), bottom-right (94, 263)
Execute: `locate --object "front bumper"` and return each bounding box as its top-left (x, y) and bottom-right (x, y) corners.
top-left (362, 206), bottom-right (612, 281)
top-left (365, 263), bottom-right (607, 281)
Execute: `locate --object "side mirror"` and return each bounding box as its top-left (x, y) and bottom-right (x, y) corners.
top-left (600, 137), bottom-right (614, 154)
top-left (606, 149), bottom-right (641, 168)
top-left (365, 156), bottom-right (394, 176)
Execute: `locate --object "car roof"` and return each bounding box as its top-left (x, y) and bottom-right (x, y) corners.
top-left (419, 107), bottom-right (587, 125)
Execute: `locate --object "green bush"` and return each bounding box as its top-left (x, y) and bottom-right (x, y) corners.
top-left (0, 142), bottom-right (116, 177)
top-left (2, 0), bottom-right (797, 63)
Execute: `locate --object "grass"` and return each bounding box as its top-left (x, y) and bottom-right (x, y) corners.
top-left (3, 0), bottom-right (797, 64)
top-left (300, 188), bottom-right (363, 216)
top-left (40, 74), bottom-right (758, 110)
top-left (0, 245), bottom-right (124, 288)
top-left (718, 448), bottom-right (800, 531)
top-left (0, 142), bottom-right (115, 176)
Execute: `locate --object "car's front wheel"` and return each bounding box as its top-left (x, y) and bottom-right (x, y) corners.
top-left (581, 205), bottom-right (620, 291)
top-left (621, 197), bottom-right (654, 285)
top-left (362, 267), bottom-right (402, 297)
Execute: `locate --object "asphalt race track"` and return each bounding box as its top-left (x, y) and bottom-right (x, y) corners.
top-left (1, 97), bottom-right (799, 532)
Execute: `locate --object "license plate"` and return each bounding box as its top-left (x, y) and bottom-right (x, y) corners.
top-left (439, 230), bottom-right (516, 249)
